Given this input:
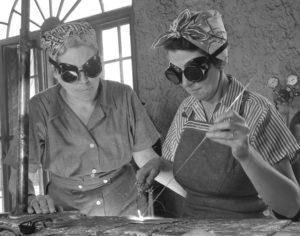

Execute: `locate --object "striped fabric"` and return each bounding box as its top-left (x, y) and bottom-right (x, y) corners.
top-left (162, 75), bottom-right (300, 165)
top-left (184, 120), bottom-right (213, 132)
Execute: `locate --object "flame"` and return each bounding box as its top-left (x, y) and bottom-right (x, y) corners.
top-left (127, 210), bottom-right (162, 222)
top-left (127, 210), bottom-right (145, 222)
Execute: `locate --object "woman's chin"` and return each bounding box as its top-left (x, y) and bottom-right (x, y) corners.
top-left (190, 90), bottom-right (205, 100)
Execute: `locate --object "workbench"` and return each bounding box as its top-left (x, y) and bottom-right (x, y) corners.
top-left (0, 211), bottom-right (299, 235)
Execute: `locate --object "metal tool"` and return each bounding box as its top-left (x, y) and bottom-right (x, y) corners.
top-left (147, 188), bottom-right (154, 217)
top-left (136, 182), bottom-right (146, 217)
top-left (18, 216), bottom-right (52, 234)
top-left (136, 183), bottom-right (155, 217)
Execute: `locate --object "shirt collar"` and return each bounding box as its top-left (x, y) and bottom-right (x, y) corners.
top-left (49, 80), bottom-right (117, 121)
top-left (219, 75), bottom-right (245, 113)
top-left (183, 96), bottom-right (200, 118)
top-left (97, 79), bottom-right (117, 109)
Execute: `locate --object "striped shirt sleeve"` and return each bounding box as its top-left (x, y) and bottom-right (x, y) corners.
top-left (248, 98), bottom-right (300, 165)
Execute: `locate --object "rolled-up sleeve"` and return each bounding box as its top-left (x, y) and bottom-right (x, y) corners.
top-left (250, 103), bottom-right (300, 165)
top-left (127, 89), bottom-right (160, 152)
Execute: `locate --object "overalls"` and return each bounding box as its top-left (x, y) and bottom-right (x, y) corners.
top-left (173, 92), bottom-right (267, 218)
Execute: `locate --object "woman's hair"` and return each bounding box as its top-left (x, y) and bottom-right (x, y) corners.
top-left (163, 37), bottom-right (199, 51)
top-left (56, 36), bottom-right (98, 58)
top-left (163, 37), bottom-right (225, 69)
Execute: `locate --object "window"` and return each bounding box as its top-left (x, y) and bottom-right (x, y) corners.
top-left (30, 49), bottom-right (37, 99)
top-left (101, 23), bottom-right (133, 87)
top-left (0, 0), bottom-right (132, 39)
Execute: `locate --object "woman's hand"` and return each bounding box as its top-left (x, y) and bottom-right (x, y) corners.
top-left (136, 157), bottom-right (162, 190)
top-left (27, 194), bottom-right (56, 214)
top-left (206, 110), bottom-right (250, 161)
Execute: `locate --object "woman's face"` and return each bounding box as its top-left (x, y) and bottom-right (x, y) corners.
top-left (167, 50), bottom-right (221, 102)
top-left (55, 45), bottom-right (101, 100)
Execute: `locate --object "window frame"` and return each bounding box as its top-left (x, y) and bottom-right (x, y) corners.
top-left (0, 45), bottom-right (11, 212)
top-left (89, 6), bottom-right (138, 92)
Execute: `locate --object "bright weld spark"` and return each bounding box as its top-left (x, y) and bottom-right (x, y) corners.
top-left (137, 210), bottom-right (144, 221)
top-left (127, 210), bottom-right (145, 221)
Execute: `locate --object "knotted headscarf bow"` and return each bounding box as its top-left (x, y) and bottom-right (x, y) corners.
top-left (152, 9), bottom-right (228, 63)
top-left (41, 21), bottom-right (98, 59)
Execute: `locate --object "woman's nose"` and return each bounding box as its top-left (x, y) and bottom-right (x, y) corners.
top-left (78, 70), bottom-right (88, 83)
top-left (181, 75), bottom-right (193, 87)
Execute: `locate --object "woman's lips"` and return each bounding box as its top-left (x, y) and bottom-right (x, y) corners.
top-left (190, 86), bottom-right (202, 93)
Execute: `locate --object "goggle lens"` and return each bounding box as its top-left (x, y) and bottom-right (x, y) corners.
top-left (61, 71), bottom-right (78, 83)
top-left (83, 56), bottom-right (102, 78)
top-left (164, 65), bottom-right (182, 85)
top-left (165, 56), bottom-right (210, 85)
top-left (49, 55), bottom-right (102, 83)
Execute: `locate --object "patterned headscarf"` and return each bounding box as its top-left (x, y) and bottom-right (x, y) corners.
top-left (41, 21), bottom-right (98, 59)
top-left (152, 9), bottom-right (228, 63)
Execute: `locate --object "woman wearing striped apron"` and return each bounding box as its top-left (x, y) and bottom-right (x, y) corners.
top-left (152, 9), bottom-right (300, 219)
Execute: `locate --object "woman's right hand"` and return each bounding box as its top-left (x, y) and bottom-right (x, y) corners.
top-left (27, 195), bottom-right (56, 214)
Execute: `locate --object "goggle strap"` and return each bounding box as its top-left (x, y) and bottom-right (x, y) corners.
top-left (48, 57), bottom-right (61, 73)
top-left (211, 41), bottom-right (228, 58)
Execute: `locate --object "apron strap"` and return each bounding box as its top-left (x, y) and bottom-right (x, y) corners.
top-left (239, 90), bottom-right (250, 117)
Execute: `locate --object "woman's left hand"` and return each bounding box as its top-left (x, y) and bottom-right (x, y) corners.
top-left (206, 110), bottom-right (250, 161)
top-left (136, 157), bottom-right (161, 189)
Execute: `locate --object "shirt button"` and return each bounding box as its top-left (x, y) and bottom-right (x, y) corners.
top-left (90, 173), bottom-right (95, 178)
top-left (78, 185), bottom-right (83, 189)
top-left (103, 179), bottom-right (108, 184)
top-left (263, 209), bottom-right (270, 216)
top-left (92, 169), bottom-right (97, 174)
top-left (96, 200), bottom-right (102, 205)
top-left (89, 143), bottom-right (95, 148)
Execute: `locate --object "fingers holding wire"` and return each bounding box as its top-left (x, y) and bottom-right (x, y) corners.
top-left (207, 122), bottom-right (248, 139)
top-left (206, 110), bottom-right (250, 160)
top-left (208, 111), bottom-right (248, 138)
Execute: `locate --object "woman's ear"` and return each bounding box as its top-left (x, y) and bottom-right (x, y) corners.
top-left (51, 65), bottom-right (59, 78)
top-left (51, 68), bottom-right (60, 83)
